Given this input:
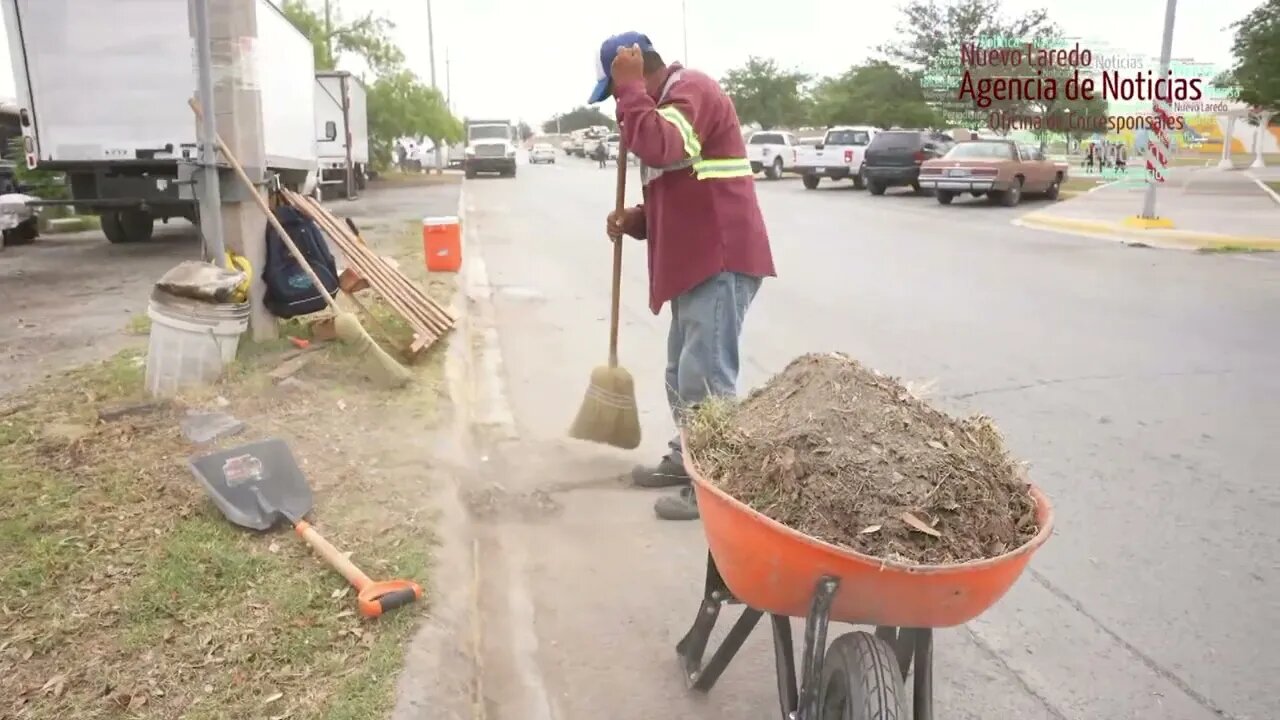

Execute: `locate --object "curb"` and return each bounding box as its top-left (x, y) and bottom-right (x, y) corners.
top-left (458, 187), bottom-right (519, 440)
top-left (1015, 213), bottom-right (1280, 251)
top-left (1245, 172), bottom-right (1280, 207)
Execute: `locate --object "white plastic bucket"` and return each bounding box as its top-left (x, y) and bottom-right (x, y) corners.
top-left (144, 296), bottom-right (250, 398)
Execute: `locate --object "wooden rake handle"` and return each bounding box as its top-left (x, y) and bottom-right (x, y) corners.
top-left (188, 98), bottom-right (338, 314)
top-left (609, 136), bottom-right (627, 368)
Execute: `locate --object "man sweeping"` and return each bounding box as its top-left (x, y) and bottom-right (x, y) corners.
top-left (590, 32), bottom-right (775, 521)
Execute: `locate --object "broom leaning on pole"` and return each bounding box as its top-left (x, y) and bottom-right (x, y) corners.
top-left (568, 135), bottom-right (642, 450)
top-left (188, 99), bottom-right (411, 389)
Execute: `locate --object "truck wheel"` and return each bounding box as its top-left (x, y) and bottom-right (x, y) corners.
top-left (355, 166), bottom-right (367, 190)
top-left (868, 181), bottom-right (886, 196)
top-left (853, 166), bottom-right (867, 190)
top-left (118, 209), bottom-right (154, 243)
top-left (101, 212), bottom-right (130, 244)
top-left (936, 190), bottom-right (955, 205)
top-left (802, 175), bottom-right (820, 190)
top-left (767, 157), bottom-right (783, 180)
top-left (1045, 174), bottom-right (1061, 200)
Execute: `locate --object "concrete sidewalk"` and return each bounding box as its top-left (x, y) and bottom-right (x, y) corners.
top-left (1018, 167), bottom-right (1280, 250)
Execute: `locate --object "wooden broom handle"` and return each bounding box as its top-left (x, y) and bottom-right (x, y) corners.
top-left (608, 135), bottom-right (627, 368)
top-left (188, 99), bottom-right (339, 314)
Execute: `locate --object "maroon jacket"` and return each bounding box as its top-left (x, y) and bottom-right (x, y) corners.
top-left (614, 63), bottom-right (776, 314)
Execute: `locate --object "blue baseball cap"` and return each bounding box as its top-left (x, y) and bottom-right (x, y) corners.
top-left (589, 32), bottom-right (655, 104)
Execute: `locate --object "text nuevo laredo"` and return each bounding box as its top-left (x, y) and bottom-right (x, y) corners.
top-left (958, 69), bottom-right (1205, 108)
top-left (960, 42), bottom-right (1092, 68)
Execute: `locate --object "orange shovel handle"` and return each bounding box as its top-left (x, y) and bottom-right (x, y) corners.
top-left (295, 521), bottom-right (423, 618)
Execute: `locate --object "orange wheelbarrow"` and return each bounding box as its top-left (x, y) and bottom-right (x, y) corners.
top-left (677, 438), bottom-right (1055, 720)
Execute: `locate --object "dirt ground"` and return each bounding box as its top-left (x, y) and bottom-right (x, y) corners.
top-left (0, 179), bottom-right (467, 719)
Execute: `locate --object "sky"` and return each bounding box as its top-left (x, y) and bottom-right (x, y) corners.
top-left (0, 0), bottom-right (1258, 128)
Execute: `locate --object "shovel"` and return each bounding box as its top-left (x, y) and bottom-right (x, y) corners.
top-left (188, 438), bottom-right (422, 618)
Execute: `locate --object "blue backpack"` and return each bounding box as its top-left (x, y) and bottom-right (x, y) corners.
top-left (262, 205), bottom-right (339, 318)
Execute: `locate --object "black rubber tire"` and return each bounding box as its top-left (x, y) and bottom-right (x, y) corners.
top-left (802, 174), bottom-right (820, 190)
top-left (355, 167), bottom-right (367, 190)
top-left (818, 632), bottom-right (906, 720)
top-left (936, 190), bottom-right (955, 205)
top-left (100, 211), bottom-right (130, 244)
top-left (1001, 178), bottom-right (1024, 207)
top-left (1045, 174), bottom-right (1061, 200)
top-left (119, 209), bottom-right (154, 243)
top-left (853, 166), bottom-right (867, 190)
top-left (767, 157), bottom-right (783, 180)
top-left (867, 181), bottom-right (886, 196)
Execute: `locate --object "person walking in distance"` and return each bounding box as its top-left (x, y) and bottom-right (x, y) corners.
top-left (595, 134), bottom-right (609, 168)
top-left (591, 32), bottom-right (776, 521)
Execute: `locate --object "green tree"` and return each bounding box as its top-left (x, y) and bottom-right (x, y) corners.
top-left (517, 122), bottom-right (534, 141)
top-left (5, 138), bottom-right (66, 199)
top-left (542, 106), bottom-right (616, 133)
top-left (809, 62), bottom-right (941, 129)
top-left (367, 70), bottom-right (462, 169)
top-left (281, 0), bottom-right (403, 75)
top-left (1228, 0), bottom-right (1280, 111)
top-left (720, 57), bottom-right (812, 129)
top-left (880, 0), bottom-right (1060, 127)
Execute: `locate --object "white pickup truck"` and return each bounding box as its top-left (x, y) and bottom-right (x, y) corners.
top-left (746, 130), bottom-right (799, 180)
top-left (794, 125), bottom-right (878, 190)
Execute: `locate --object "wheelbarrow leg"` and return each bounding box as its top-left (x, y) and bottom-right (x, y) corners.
top-left (770, 614), bottom-right (799, 716)
top-left (676, 552), bottom-right (761, 692)
top-left (912, 628), bottom-right (934, 720)
top-left (795, 576), bottom-right (840, 720)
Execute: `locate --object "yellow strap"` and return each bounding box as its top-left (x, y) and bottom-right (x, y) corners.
top-left (694, 158), bottom-right (754, 180)
top-left (656, 106), bottom-right (702, 158)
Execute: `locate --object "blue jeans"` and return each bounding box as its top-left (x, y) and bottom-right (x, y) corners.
top-left (664, 272), bottom-right (762, 463)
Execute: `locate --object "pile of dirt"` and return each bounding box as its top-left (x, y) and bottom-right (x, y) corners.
top-left (686, 353), bottom-right (1039, 565)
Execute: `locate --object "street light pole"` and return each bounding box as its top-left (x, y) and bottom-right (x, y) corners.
top-left (426, 0), bottom-right (437, 88)
top-left (681, 0), bottom-right (689, 63)
top-left (190, 0), bottom-right (226, 265)
top-left (1139, 0), bottom-right (1177, 220)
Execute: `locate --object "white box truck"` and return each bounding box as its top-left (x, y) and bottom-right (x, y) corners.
top-left (314, 70), bottom-right (369, 200)
top-left (1, 0), bottom-right (320, 244)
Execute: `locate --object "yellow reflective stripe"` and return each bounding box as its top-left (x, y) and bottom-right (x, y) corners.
top-left (656, 106), bottom-right (702, 157)
top-left (693, 158), bottom-right (754, 180)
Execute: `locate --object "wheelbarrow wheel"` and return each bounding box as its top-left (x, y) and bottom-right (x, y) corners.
top-left (817, 631), bottom-right (906, 720)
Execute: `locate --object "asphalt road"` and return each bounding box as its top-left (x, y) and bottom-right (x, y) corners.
top-left (465, 155), bottom-right (1278, 720)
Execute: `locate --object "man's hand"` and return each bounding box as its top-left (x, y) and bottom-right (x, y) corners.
top-left (606, 207), bottom-right (643, 241)
top-left (611, 44), bottom-right (645, 87)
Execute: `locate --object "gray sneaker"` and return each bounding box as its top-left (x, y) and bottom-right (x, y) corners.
top-left (630, 457), bottom-right (691, 488)
top-left (654, 486), bottom-right (700, 521)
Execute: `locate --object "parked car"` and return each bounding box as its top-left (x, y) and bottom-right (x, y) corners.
top-left (862, 130), bottom-right (955, 195)
top-left (794, 126), bottom-right (878, 190)
top-left (747, 130), bottom-right (799, 180)
top-left (529, 143), bottom-right (557, 164)
top-left (918, 140), bottom-right (1067, 206)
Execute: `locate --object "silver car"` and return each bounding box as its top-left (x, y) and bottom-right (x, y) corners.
top-left (529, 143), bottom-right (557, 164)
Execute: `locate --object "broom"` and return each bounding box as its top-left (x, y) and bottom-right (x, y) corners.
top-left (568, 137), bottom-right (642, 450)
top-left (188, 100), bottom-right (411, 389)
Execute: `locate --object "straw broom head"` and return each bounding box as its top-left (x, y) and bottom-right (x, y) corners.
top-left (569, 364), bottom-right (641, 450)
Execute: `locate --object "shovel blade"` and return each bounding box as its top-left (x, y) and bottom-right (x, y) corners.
top-left (188, 438), bottom-right (315, 531)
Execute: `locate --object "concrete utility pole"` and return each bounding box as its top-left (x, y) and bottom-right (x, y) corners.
top-left (1138, 0), bottom-right (1177, 221)
top-left (206, 0), bottom-right (275, 340)
top-left (445, 46), bottom-right (452, 110)
top-left (323, 0), bottom-right (333, 66)
top-left (189, 0), bottom-right (226, 265)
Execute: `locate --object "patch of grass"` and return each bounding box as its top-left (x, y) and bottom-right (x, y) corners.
top-left (1197, 245), bottom-right (1275, 254)
top-left (0, 316), bottom-right (450, 718)
top-left (126, 313), bottom-right (152, 335)
top-left (1266, 181), bottom-right (1280, 196)
top-left (371, 171), bottom-right (462, 188)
